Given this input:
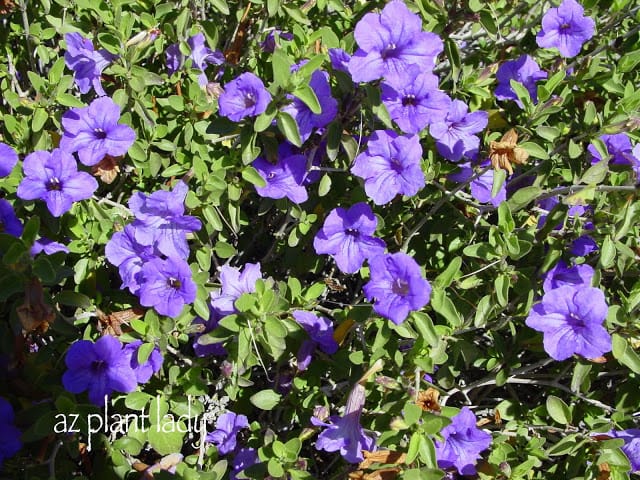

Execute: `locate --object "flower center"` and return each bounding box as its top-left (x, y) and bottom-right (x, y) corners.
top-left (390, 158), bottom-right (403, 172)
top-left (345, 227), bottom-right (359, 237)
top-left (381, 43), bottom-right (397, 59)
top-left (244, 92), bottom-right (257, 108)
top-left (402, 94), bottom-right (416, 107)
top-left (0, 221), bottom-right (4, 233)
top-left (46, 177), bottom-right (63, 191)
top-left (94, 128), bottom-right (108, 139)
top-left (267, 172), bottom-right (276, 180)
top-left (168, 277), bottom-right (182, 289)
top-left (560, 22), bottom-right (571, 31)
top-left (391, 278), bottom-right (410, 296)
top-left (90, 359), bottom-right (107, 374)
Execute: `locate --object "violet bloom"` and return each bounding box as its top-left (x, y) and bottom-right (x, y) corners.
top-left (282, 68), bottom-right (338, 142)
top-left (260, 29), bottom-right (293, 53)
top-left (252, 154), bottom-right (308, 204)
top-left (607, 430), bottom-right (640, 472)
top-left (525, 286), bottom-right (611, 361)
top-left (435, 407), bottom-right (492, 475)
top-left (0, 199), bottom-right (23, 237)
top-left (138, 257), bottom-right (197, 318)
top-left (536, 0), bottom-right (595, 58)
top-left (62, 335), bottom-right (137, 406)
top-left (571, 235), bottom-right (598, 257)
top-left (429, 99), bottom-right (488, 162)
top-left (363, 252), bottom-right (431, 325)
top-left (230, 447), bottom-right (259, 480)
top-left (30, 238), bottom-right (69, 256)
top-left (166, 33), bottom-right (225, 86)
top-left (64, 32), bottom-right (118, 96)
top-left (380, 67), bottom-right (451, 135)
top-left (495, 54), bottom-right (548, 107)
top-left (210, 262), bottom-right (262, 316)
top-left (123, 340), bottom-right (163, 384)
top-left (329, 48), bottom-right (351, 73)
top-left (218, 72), bottom-right (272, 122)
top-left (311, 383), bottom-right (376, 463)
top-left (588, 134), bottom-right (639, 179)
top-left (128, 181), bottom-right (202, 259)
top-left (293, 310), bottom-right (339, 371)
top-left (0, 143), bottom-right (18, 177)
top-left (449, 162), bottom-right (506, 207)
top-left (542, 259), bottom-right (594, 293)
top-left (0, 398), bottom-right (22, 470)
top-left (348, 0), bottom-right (443, 83)
top-left (17, 149), bottom-right (98, 217)
top-left (206, 412), bottom-right (249, 455)
top-left (192, 309), bottom-right (227, 357)
top-left (60, 97), bottom-right (136, 167)
top-left (351, 130), bottom-right (425, 205)
top-left (313, 203), bottom-right (386, 274)
top-left (537, 196), bottom-right (592, 230)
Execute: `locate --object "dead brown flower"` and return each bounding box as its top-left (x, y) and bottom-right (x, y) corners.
top-left (489, 129), bottom-right (529, 175)
top-left (92, 154), bottom-right (121, 184)
top-left (0, 0), bottom-right (16, 15)
top-left (416, 387), bottom-right (441, 412)
top-left (17, 278), bottom-right (55, 333)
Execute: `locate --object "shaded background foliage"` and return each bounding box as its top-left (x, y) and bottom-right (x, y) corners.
top-left (0, 0), bottom-right (639, 479)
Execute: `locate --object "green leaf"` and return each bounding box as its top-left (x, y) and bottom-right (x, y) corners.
top-left (214, 241), bottom-right (236, 259)
top-left (430, 288), bottom-right (463, 327)
top-left (508, 186), bottom-right (542, 211)
top-left (250, 389), bottom-right (281, 410)
top-left (546, 395), bottom-right (572, 425)
top-left (497, 202), bottom-right (514, 232)
top-left (242, 166), bottom-right (267, 187)
top-left (292, 84), bottom-right (321, 114)
top-left (147, 418), bottom-right (186, 455)
top-left (137, 342), bottom-right (154, 365)
top-left (267, 0), bottom-right (279, 16)
top-left (434, 257), bottom-right (461, 289)
top-left (276, 111), bottom-right (302, 147)
top-left (520, 142), bottom-right (549, 159)
top-left (612, 334), bottom-right (640, 374)
top-left (599, 235), bottom-right (616, 269)
top-left (580, 162), bottom-right (608, 184)
top-left (494, 274), bottom-right (510, 307)
top-left (272, 50), bottom-right (293, 88)
top-left (32, 108), bottom-right (48, 132)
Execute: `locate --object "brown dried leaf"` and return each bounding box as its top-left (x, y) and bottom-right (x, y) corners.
top-left (17, 278), bottom-right (55, 333)
top-left (359, 450), bottom-right (407, 469)
top-left (97, 307), bottom-right (143, 336)
top-left (597, 462), bottom-right (611, 480)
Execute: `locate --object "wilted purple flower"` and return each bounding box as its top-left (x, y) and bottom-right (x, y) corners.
top-left (230, 447), bottom-right (259, 480)
top-left (30, 238), bottom-right (69, 256)
top-left (542, 259), bottom-right (594, 293)
top-left (0, 199), bottom-right (23, 237)
top-left (138, 257), bottom-right (197, 318)
top-left (260, 29), bottom-right (293, 53)
top-left (449, 161), bottom-right (506, 207)
top-left (218, 72), bottom-right (272, 122)
top-left (128, 181), bottom-right (202, 259)
top-left (525, 286), bottom-right (611, 361)
top-left (60, 97), bottom-right (136, 167)
top-left (429, 100), bottom-right (488, 162)
top-left (0, 143), bottom-right (18, 177)
top-left (206, 412), bottom-right (249, 455)
top-left (282, 68), bottom-right (338, 142)
top-left (329, 48), bottom-right (351, 73)
top-left (293, 310), bottom-right (338, 371)
top-left (363, 252), bottom-right (431, 325)
top-left (607, 430), bottom-right (640, 472)
top-left (62, 335), bottom-right (137, 406)
top-left (312, 383), bottom-right (375, 463)
top-left (435, 407), bottom-right (492, 475)
top-left (252, 154), bottom-right (308, 204)
top-left (313, 203), bottom-right (386, 274)
top-left (17, 149), bottom-right (98, 217)
top-left (0, 398), bottom-right (22, 469)
top-left (64, 32), bottom-right (118, 96)
top-left (380, 67), bottom-right (451, 134)
top-left (348, 1), bottom-right (443, 82)
top-left (166, 33), bottom-right (225, 86)
top-left (351, 130), bottom-right (425, 205)
top-left (192, 309), bottom-right (227, 357)
top-left (571, 235), bottom-right (598, 256)
top-left (536, 0), bottom-right (595, 58)
top-left (123, 340), bottom-right (163, 384)
top-left (210, 263), bottom-right (262, 316)
top-left (495, 54), bottom-right (548, 107)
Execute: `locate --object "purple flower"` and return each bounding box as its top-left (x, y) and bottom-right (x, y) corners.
top-left (313, 203), bottom-right (386, 274)
top-left (351, 130), bottom-right (425, 205)
top-left (380, 67), bottom-right (451, 134)
top-left (0, 398), bottom-right (22, 469)
top-left (537, 195), bottom-right (592, 230)
top-left (348, 1), bottom-right (443, 83)
top-left (17, 149), bottom-right (98, 217)
top-left (64, 32), bottom-right (118, 96)
top-left (30, 238), bottom-right (69, 256)
top-left (542, 259), bottom-right (594, 293)
top-left (230, 447), bottom-right (259, 480)
top-left (495, 54), bottom-right (548, 107)
top-left (429, 100), bottom-right (488, 162)
top-left (252, 154), bottom-right (308, 204)
top-left (282, 68), bottom-right (338, 142)
top-left (192, 309), bottom-right (227, 357)
top-left (525, 286), bottom-right (611, 361)
top-left (363, 252), bottom-right (431, 325)
top-left (260, 29), bottom-right (293, 53)
top-left (210, 263), bottom-right (262, 316)
top-left (607, 430), bottom-right (640, 472)
top-left (536, 0), bottom-right (595, 58)
top-left (0, 199), bottom-right (23, 237)
top-left (449, 162), bottom-right (506, 207)
top-left (218, 72), bottom-right (272, 122)
top-left (206, 412), bottom-right (249, 455)
top-left (60, 97), bottom-right (136, 167)
top-left (138, 257), bottom-right (197, 318)
top-left (571, 235), bottom-right (598, 257)
top-left (588, 134), bottom-right (639, 179)
top-left (123, 340), bottom-right (163, 384)
top-left (128, 181), bottom-right (202, 259)
top-left (312, 383), bottom-right (375, 463)
top-left (62, 335), bottom-right (138, 406)
top-left (328, 48), bottom-right (351, 73)
top-left (0, 143), bottom-right (18, 177)
top-left (293, 310), bottom-right (338, 371)
top-left (435, 407), bottom-right (492, 475)
top-left (166, 33), bottom-right (225, 86)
